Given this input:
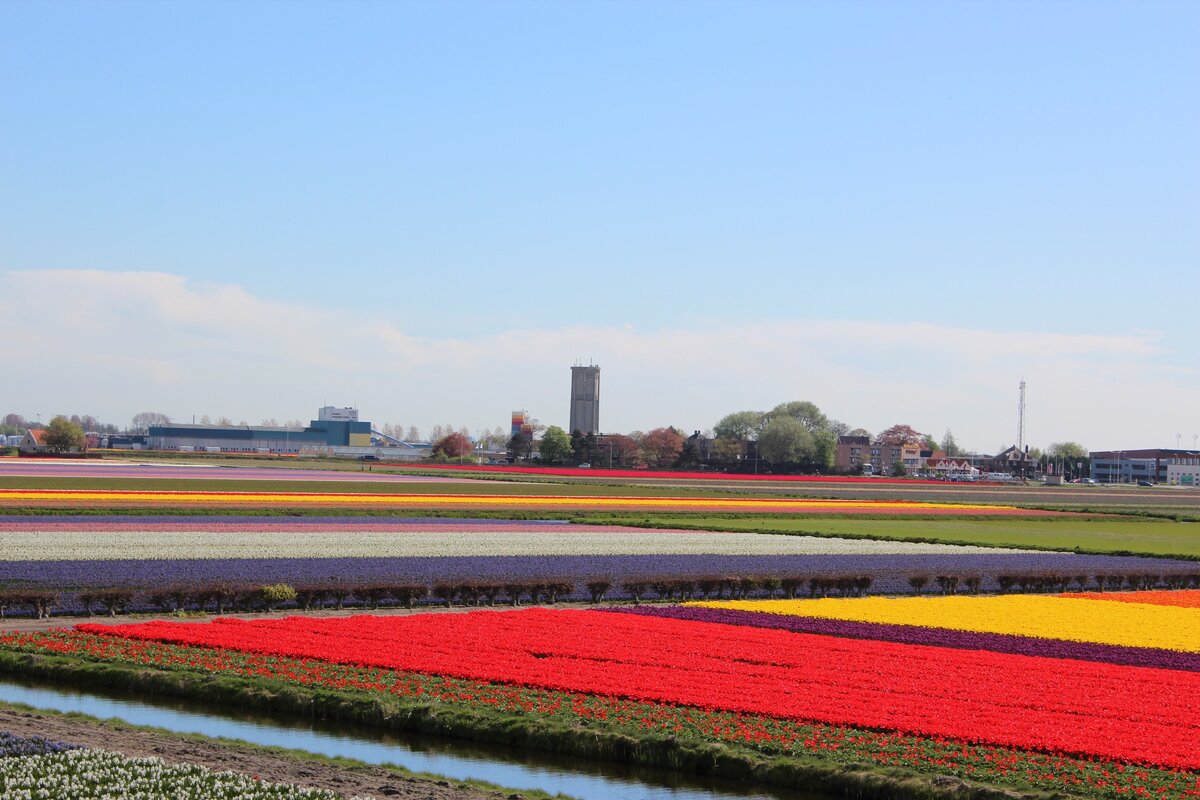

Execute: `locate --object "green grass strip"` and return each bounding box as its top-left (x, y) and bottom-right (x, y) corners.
top-left (569, 514), bottom-right (1200, 560)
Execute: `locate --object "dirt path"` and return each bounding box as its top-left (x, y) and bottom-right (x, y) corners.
top-left (0, 705), bottom-right (535, 800)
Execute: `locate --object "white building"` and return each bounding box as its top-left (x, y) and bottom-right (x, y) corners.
top-left (317, 406), bottom-right (359, 422)
top-left (1167, 464), bottom-right (1200, 487)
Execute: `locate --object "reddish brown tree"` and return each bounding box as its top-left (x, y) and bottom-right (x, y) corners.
top-left (640, 427), bottom-right (684, 467)
top-left (603, 434), bottom-right (642, 467)
top-left (874, 424), bottom-right (926, 446)
top-left (433, 432), bottom-right (474, 458)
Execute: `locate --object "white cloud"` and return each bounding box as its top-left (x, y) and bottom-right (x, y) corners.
top-left (4, 269), bottom-right (1195, 451)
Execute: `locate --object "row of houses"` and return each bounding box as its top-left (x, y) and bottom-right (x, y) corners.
top-left (833, 435), bottom-right (1039, 478)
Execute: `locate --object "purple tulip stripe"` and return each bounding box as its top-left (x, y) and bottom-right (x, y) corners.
top-left (611, 605), bottom-right (1200, 672)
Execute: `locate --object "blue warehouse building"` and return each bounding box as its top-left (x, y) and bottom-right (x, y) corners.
top-left (148, 408), bottom-right (373, 455)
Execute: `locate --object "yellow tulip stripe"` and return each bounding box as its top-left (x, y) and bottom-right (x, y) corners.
top-left (687, 595), bottom-right (1200, 653)
top-left (0, 489), bottom-right (1034, 514)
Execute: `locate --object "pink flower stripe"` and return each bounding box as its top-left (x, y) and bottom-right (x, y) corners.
top-left (0, 489), bottom-right (1068, 515)
top-left (372, 463), bottom-right (985, 485)
top-left (81, 608), bottom-right (1200, 769)
top-left (0, 519), bottom-right (704, 534)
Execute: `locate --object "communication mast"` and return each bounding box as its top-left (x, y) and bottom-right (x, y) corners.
top-left (1017, 380), bottom-right (1026, 451)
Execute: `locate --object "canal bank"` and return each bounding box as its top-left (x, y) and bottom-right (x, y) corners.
top-left (0, 677), bottom-right (819, 800)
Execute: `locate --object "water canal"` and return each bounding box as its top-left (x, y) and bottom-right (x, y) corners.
top-left (0, 676), bottom-right (824, 800)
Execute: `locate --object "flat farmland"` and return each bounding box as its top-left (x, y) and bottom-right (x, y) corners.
top-left (4, 457), bottom-right (1200, 799)
top-left (590, 515), bottom-right (1200, 558)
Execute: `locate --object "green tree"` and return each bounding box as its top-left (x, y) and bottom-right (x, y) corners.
top-left (712, 435), bottom-right (744, 462)
top-left (713, 410), bottom-right (764, 441)
top-left (768, 401), bottom-right (829, 433)
top-left (757, 417), bottom-right (813, 464)
top-left (811, 429), bottom-right (837, 470)
top-left (892, 460), bottom-right (908, 477)
top-left (45, 416), bottom-right (85, 452)
top-left (677, 437), bottom-right (700, 469)
top-left (1047, 442), bottom-right (1088, 459)
top-left (538, 426), bottom-right (573, 464)
top-left (940, 429), bottom-right (962, 456)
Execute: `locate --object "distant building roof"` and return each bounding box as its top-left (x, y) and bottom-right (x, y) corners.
top-left (27, 429), bottom-right (48, 445)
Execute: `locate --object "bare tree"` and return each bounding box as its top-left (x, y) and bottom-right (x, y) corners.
top-left (130, 411), bottom-right (171, 433)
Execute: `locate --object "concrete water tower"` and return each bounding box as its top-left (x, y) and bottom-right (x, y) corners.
top-left (569, 364), bottom-right (600, 435)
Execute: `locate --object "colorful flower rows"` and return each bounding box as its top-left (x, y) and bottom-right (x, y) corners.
top-left (73, 608), bottom-right (1200, 769)
top-left (0, 488), bottom-right (1064, 515)
top-left (0, 519), bottom-right (1032, 561)
top-left (615, 604), bottom-right (1200, 671)
top-left (12, 549), bottom-right (1190, 614)
top-left (1, 629), bottom-right (1195, 800)
top-left (686, 595), bottom-right (1200, 652)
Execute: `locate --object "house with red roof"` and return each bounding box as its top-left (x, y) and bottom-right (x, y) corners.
top-left (19, 428), bottom-right (49, 453)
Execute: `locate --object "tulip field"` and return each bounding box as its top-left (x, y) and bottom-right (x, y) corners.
top-left (3, 460), bottom-right (1200, 799)
top-left (3, 591), bottom-right (1200, 798)
top-left (0, 486), bottom-right (1067, 515)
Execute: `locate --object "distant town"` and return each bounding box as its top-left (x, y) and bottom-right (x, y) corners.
top-left (6, 364), bottom-right (1200, 487)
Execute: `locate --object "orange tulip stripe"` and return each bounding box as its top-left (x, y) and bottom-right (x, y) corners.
top-left (1060, 590), bottom-right (1200, 608)
top-left (0, 489), bottom-right (1063, 515)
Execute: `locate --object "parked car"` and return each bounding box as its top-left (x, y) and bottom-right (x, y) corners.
top-left (1137, 479), bottom-right (1155, 487)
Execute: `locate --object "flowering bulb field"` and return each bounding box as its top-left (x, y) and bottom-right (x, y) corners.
top-left (3, 460), bottom-right (1199, 800)
top-left (0, 744), bottom-right (373, 799)
top-left (617, 603), bottom-right (1200, 671)
top-left (0, 518), bottom-right (1035, 561)
top-left (67, 606), bottom-right (1200, 770)
top-left (0, 487), bottom-right (1066, 515)
top-left (2, 627), bottom-right (1197, 800)
top-left (685, 594), bottom-right (1200, 652)
top-left (4, 514), bottom-right (1195, 614)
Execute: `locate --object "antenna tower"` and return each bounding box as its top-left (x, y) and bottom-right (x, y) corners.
top-left (1017, 380), bottom-right (1026, 451)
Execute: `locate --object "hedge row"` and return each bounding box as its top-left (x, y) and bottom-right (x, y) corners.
top-left (3, 569), bottom-right (1200, 618)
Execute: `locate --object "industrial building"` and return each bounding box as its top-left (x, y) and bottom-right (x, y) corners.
top-left (147, 407), bottom-right (430, 460)
top-left (569, 364), bottom-right (600, 435)
top-left (1090, 449), bottom-right (1200, 484)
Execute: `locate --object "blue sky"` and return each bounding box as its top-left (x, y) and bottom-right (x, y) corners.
top-left (2, 1), bottom-right (1197, 451)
